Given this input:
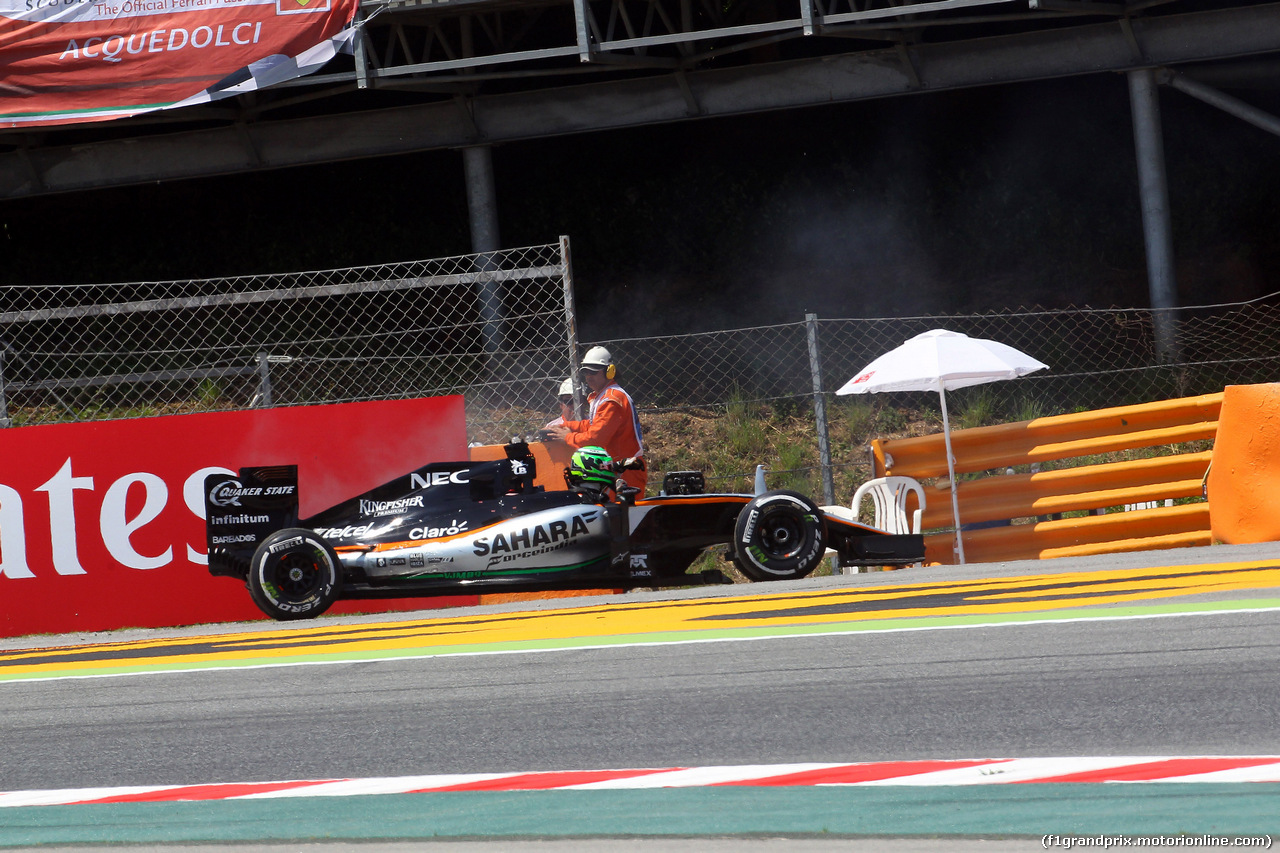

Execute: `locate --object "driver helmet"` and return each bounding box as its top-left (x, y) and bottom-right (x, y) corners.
top-left (566, 445), bottom-right (614, 490)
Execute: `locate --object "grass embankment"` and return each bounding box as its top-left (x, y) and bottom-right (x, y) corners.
top-left (642, 397), bottom-right (933, 580)
top-left (640, 393), bottom-right (1211, 580)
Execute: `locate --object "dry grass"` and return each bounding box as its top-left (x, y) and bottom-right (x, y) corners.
top-left (639, 398), bottom-right (943, 581)
top-left (643, 398), bottom-right (942, 502)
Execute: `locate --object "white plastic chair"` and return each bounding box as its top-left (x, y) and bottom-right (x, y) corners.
top-left (850, 476), bottom-right (926, 536)
top-left (1123, 499), bottom-right (1173, 512)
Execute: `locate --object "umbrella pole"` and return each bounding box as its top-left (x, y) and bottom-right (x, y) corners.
top-left (939, 389), bottom-right (966, 564)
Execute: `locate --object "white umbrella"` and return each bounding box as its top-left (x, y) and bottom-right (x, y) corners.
top-left (836, 329), bottom-right (1048, 564)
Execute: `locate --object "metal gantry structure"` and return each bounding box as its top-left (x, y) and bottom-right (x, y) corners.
top-left (2, 1), bottom-right (1280, 323)
top-left (4, 0), bottom-right (1279, 197)
top-left (349, 0), bottom-right (1030, 82)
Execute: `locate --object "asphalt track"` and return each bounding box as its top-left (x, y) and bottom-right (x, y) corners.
top-left (2, 542), bottom-right (1280, 850)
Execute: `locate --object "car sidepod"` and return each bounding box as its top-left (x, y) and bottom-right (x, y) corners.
top-left (337, 499), bottom-right (618, 585)
top-left (626, 494), bottom-right (750, 577)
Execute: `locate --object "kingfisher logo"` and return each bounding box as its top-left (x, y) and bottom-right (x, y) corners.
top-left (277, 0), bottom-right (332, 14)
top-left (360, 495), bottom-right (424, 517)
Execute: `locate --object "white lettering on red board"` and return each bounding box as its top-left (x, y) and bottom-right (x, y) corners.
top-left (58, 21), bottom-right (262, 63)
top-left (34, 458), bottom-right (94, 576)
top-left (0, 458), bottom-right (234, 580)
top-left (101, 472), bottom-right (172, 570)
top-left (184, 466), bottom-right (235, 563)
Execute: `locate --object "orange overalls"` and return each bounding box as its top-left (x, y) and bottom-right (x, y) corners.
top-left (561, 383), bottom-right (647, 493)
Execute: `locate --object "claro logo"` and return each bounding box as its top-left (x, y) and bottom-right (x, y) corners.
top-left (0, 458), bottom-right (233, 579)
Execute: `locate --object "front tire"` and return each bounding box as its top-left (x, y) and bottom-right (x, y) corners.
top-left (247, 528), bottom-right (342, 620)
top-left (732, 490), bottom-right (828, 581)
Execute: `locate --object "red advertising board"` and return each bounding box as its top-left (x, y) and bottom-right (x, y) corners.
top-left (0, 0), bottom-right (358, 127)
top-left (0, 396), bottom-right (474, 638)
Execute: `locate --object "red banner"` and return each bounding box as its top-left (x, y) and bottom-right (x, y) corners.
top-left (0, 397), bottom-right (473, 638)
top-left (0, 0), bottom-right (357, 127)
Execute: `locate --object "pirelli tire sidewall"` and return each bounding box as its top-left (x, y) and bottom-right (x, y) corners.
top-left (247, 528), bottom-right (343, 621)
top-left (732, 490), bottom-right (828, 582)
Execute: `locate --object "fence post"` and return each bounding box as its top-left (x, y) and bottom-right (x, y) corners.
top-left (1127, 67), bottom-right (1180, 362)
top-left (806, 313), bottom-right (835, 507)
top-left (256, 352), bottom-right (273, 408)
top-left (0, 349), bottom-right (10, 427)
top-left (560, 236), bottom-right (585, 417)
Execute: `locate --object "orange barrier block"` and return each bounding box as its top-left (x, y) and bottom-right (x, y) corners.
top-left (923, 503), bottom-right (1212, 565)
top-left (868, 391), bottom-right (1230, 565)
top-left (1207, 383), bottom-right (1280, 544)
top-left (470, 440), bottom-right (574, 491)
top-left (872, 392), bottom-right (1222, 480)
top-left (917, 452), bottom-right (1212, 529)
top-left (1038, 530), bottom-right (1213, 561)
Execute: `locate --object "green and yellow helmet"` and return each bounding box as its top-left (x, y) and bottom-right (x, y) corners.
top-left (566, 445), bottom-right (614, 489)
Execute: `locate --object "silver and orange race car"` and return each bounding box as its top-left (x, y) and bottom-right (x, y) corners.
top-left (204, 442), bottom-right (925, 620)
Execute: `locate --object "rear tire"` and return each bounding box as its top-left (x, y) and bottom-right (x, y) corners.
top-left (247, 528), bottom-right (342, 620)
top-left (732, 490), bottom-right (828, 581)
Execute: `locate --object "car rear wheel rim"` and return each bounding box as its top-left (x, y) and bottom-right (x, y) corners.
top-left (274, 553), bottom-right (322, 600)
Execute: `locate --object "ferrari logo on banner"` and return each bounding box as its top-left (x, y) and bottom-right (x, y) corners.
top-left (0, 0), bottom-right (359, 128)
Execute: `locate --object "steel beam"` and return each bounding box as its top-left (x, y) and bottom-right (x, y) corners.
top-left (1127, 67), bottom-right (1179, 362)
top-left (2, 3), bottom-right (1279, 199)
top-left (1162, 68), bottom-right (1280, 139)
top-left (463, 143), bottom-right (504, 353)
top-left (463, 144), bottom-right (500, 254)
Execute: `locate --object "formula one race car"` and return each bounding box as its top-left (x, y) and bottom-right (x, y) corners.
top-left (204, 442), bottom-right (925, 620)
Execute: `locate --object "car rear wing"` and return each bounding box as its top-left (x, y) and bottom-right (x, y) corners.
top-left (204, 466), bottom-right (300, 579)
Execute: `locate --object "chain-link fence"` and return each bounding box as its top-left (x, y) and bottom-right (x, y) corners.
top-left (3, 235), bottom-right (1279, 490)
top-left (593, 294), bottom-right (1280, 495)
top-left (607, 297), bottom-right (1280, 418)
top-left (0, 238), bottom-right (579, 443)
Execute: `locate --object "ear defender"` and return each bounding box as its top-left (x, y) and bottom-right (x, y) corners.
top-left (606, 364), bottom-right (616, 380)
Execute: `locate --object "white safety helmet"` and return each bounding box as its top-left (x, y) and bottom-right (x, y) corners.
top-left (558, 377), bottom-right (575, 397)
top-left (580, 346), bottom-right (615, 378)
